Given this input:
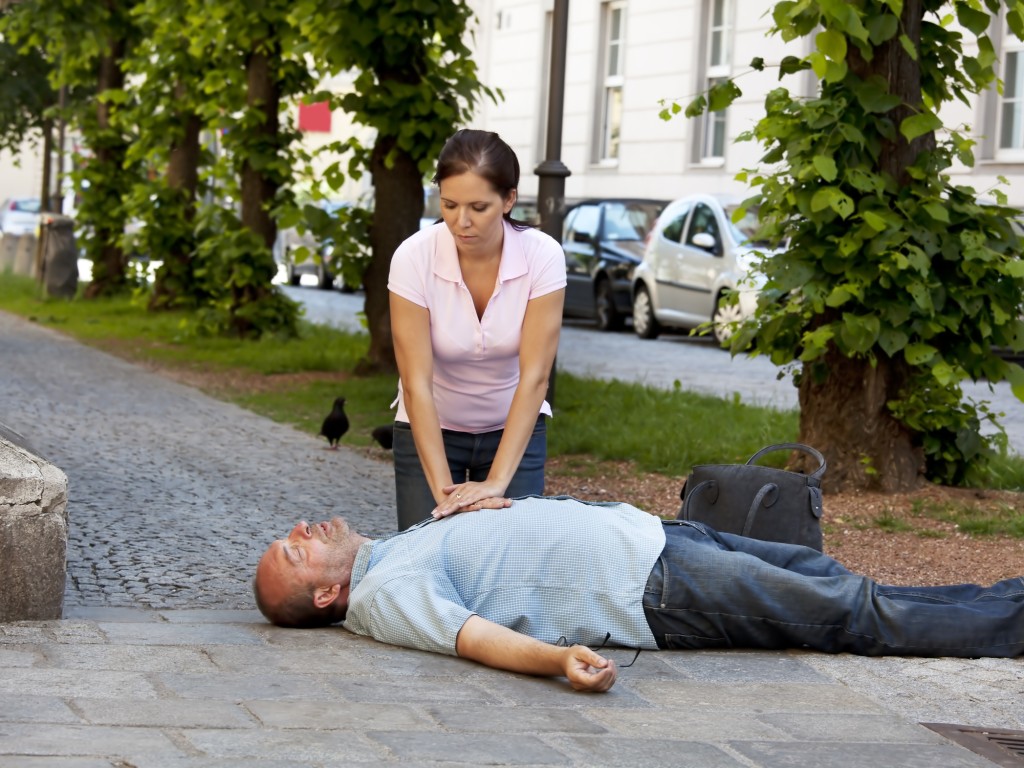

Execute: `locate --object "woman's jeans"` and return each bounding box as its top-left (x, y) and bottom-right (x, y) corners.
top-left (392, 417), bottom-right (547, 531)
top-left (643, 521), bottom-right (1024, 657)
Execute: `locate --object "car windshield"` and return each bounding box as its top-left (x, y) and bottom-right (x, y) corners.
top-left (723, 204), bottom-right (772, 247)
top-left (603, 202), bottom-right (663, 241)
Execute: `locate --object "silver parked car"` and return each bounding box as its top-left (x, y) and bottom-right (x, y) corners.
top-left (0, 197), bottom-right (41, 237)
top-left (631, 193), bottom-right (777, 344)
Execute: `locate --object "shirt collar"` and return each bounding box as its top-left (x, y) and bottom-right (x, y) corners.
top-left (434, 220), bottom-right (528, 284)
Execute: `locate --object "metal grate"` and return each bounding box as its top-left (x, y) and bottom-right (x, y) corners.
top-left (922, 723), bottom-right (1024, 767)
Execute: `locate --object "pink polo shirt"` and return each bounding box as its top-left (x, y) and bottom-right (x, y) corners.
top-left (388, 220), bottom-right (567, 433)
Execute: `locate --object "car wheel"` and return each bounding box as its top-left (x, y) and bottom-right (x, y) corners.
top-left (632, 284), bottom-right (661, 339)
top-left (595, 279), bottom-right (623, 331)
top-left (712, 294), bottom-right (743, 345)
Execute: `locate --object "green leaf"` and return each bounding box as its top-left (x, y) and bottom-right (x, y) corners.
top-left (684, 94), bottom-right (707, 118)
top-left (862, 210), bottom-right (889, 231)
top-left (904, 342), bottom-right (937, 365)
top-left (816, 28), bottom-right (847, 61)
top-left (825, 284), bottom-right (855, 307)
top-left (853, 77), bottom-right (902, 113)
top-left (707, 80), bottom-right (742, 112)
top-left (779, 55), bottom-right (810, 77)
top-left (923, 202), bottom-right (950, 223)
top-left (900, 111), bottom-right (942, 141)
top-left (839, 313), bottom-right (880, 353)
top-left (898, 34), bottom-right (918, 61)
top-left (878, 328), bottom-right (909, 356)
top-left (1009, 10), bottom-right (1024, 40)
top-left (813, 154), bottom-right (838, 181)
top-left (750, 56), bottom-right (765, 70)
top-left (955, 2), bottom-right (992, 35)
top-left (867, 13), bottom-right (899, 44)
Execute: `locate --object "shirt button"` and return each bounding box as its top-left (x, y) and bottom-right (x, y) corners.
top-left (660, 603), bottom-right (666, 608)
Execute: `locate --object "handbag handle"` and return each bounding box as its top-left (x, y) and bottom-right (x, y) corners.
top-left (681, 479), bottom-right (780, 537)
top-left (741, 482), bottom-right (779, 536)
top-left (746, 443), bottom-right (826, 482)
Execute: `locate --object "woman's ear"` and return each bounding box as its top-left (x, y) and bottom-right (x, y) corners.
top-left (504, 188), bottom-right (518, 215)
top-left (313, 583), bottom-right (342, 608)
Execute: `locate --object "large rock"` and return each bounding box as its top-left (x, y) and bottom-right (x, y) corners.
top-left (0, 425), bottom-right (68, 621)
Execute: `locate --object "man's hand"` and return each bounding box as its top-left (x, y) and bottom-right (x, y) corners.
top-left (456, 615), bottom-right (618, 692)
top-left (563, 645), bottom-right (618, 692)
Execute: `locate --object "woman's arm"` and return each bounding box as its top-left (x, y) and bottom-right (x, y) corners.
top-left (391, 292), bottom-right (453, 504)
top-left (456, 615), bottom-right (617, 692)
top-left (433, 288), bottom-right (565, 516)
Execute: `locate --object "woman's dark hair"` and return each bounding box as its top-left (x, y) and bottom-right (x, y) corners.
top-left (432, 129), bottom-right (533, 230)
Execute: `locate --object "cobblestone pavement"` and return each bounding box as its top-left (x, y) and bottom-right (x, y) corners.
top-left (1, 308), bottom-right (1022, 767)
top-left (0, 311), bottom-right (397, 611)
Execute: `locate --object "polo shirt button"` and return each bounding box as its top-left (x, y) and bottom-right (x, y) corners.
top-left (660, 603), bottom-right (666, 608)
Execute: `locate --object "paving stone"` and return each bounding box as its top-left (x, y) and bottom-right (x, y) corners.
top-left (759, 713), bottom-right (945, 743)
top-left (0, 669), bottom-right (159, 699)
top-left (204, 645), bottom-right (369, 676)
top-left (425, 705), bottom-right (608, 735)
top-left (0, 646), bottom-right (43, 668)
top-left (583, 709), bottom-right (787, 742)
top-left (62, 606), bottom-right (165, 622)
top-left (661, 650), bottom-right (829, 683)
top-left (180, 728), bottom-right (383, 763)
top-left (331, 677), bottom-right (499, 706)
top-left (630, 681), bottom-right (886, 714)
top-left (0, 758), bottom-right (114, 767)
top-left (96, 621), bottom-right (265, 646)
top-left (0, 694), bottom-right (81, 724)
top-left (369, 731), bottom-right (571, 765)
top-left (551, 736), bottom-right (747, 768)
top-left (729, 740), bottom-right (997, 768)
top-left (159, 672), bottom-right (339, 702)
top-left (477, 674), bottom-right (653, 708)
top-left (245, 699), bottom-right (433, 730)
top-left (0, 723), bottom-right (183, 759)
top-left (71, 697), bottom-right (257, 729)
top-left (42, 643), bottom-right (216, 673)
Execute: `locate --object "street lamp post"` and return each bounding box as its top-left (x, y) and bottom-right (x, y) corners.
top-left (536, 0), bottom-right (570, 406)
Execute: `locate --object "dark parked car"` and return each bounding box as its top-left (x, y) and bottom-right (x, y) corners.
top-left (560, 198), bottom-right (669, 330)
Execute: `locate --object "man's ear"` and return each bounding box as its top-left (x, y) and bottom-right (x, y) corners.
top-left (313, 583), bottom-right (342, 608)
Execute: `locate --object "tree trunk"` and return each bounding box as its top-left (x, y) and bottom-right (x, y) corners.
top-left (228, 44), bottom-right (281, 335)
top-left (83, 29), bottom-right (130, 299)
top-left (798, 350), bottom-right (923, 492)
top-left (797, 0), bottom-right (929, 490)
top-left (241, 49), bottom-right (279, 251)
top-left (149, 78), bottom-right (201, 310)
top-left (359, 135), bottom-right (423, 374)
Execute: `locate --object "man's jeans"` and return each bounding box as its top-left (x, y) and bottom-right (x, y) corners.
top-left (392, 417), bottom-right (547, 531)
top-left (643, 521), bottom-right (1024, 657)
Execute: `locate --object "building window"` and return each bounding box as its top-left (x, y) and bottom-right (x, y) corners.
top-left (597, 1), bottom-right (626, 163)
top-left (693, 0), bottom-right (734, 164)
top-left (998, 18), bottom-right (1024, 160)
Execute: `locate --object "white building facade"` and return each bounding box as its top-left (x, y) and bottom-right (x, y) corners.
top-left (465, 0), bottom-right (1024, 208)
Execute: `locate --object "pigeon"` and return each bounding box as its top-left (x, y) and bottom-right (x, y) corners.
top-left (371, 424), bottom-right (394, 450)
top-left (319, 397), bottom-right (349, 449)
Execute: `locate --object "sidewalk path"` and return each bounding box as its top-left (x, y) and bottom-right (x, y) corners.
top-left (0, 309), bottom-right (1021, 767)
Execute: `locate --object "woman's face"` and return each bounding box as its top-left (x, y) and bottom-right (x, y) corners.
top-left (438, 171), bottom-right (516, 257)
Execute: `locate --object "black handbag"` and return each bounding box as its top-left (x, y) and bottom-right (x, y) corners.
top-left (676, 443), bottom-right (826, 550)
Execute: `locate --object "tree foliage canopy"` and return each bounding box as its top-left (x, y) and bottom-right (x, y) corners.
top-left (669, 0), bottom-right (1024, 487)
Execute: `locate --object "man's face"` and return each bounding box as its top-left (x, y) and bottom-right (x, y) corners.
top-left (256, 517), bottom-right (365, 612)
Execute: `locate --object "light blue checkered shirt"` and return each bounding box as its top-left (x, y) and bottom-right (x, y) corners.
top-left (343, 496), bottom-right (666, 655)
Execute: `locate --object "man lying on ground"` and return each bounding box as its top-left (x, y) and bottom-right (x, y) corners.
top-left (253, 495), bottom-right (1024, 693)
